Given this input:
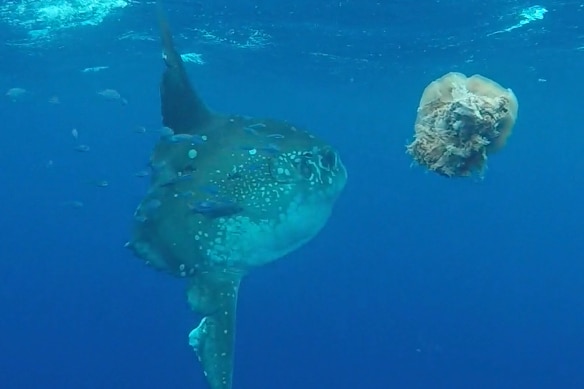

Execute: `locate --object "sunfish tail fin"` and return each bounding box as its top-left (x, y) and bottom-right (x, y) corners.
top-left (187, 272), bottom-right (241, 389)
top-left (157, 5), bottom-right (212, 134)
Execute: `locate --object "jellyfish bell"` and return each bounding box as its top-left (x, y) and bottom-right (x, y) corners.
top-left (407, 72), bottom-right (519, 178)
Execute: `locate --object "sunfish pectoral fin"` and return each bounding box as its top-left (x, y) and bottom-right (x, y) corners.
top-left (156, 4), bottom-right (212, 134)
top-left (187, 272), bottom-right (241, 389)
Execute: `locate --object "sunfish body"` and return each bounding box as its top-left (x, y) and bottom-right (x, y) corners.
top-left (127, 9), bottom-right (347, 389)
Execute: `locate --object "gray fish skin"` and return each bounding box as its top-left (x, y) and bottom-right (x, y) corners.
top-left (127, 7), bottom-right (347, 389)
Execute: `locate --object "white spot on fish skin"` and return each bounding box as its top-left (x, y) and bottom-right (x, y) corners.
top-left (188, 149), bottom-right (198, 159)
top-left (248, 148), bottom-right (257, 155)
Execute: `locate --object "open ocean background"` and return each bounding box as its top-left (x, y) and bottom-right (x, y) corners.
top-left (1, 1), bottom-right (583, 388)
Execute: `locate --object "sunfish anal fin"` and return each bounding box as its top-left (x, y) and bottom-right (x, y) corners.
top-left (157, 5), bottom-right (212, 134)
top-left (187, 272), bottom-right (241, 389)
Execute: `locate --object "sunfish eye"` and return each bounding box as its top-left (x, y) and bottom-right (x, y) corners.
top-left (298, 158), bottom-right (313, 179)
top-left (319, 147), bottom-right (337, 171)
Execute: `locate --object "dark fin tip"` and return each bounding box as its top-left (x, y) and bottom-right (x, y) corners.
top-left (156, 3), bottom-right (213, 134)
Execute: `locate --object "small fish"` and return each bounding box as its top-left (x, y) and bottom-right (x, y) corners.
top-left (160, 172), bottom-right (195, 187)
top-left (174, 172), bottom-right (195, 181)
top-left (266, 133), bottom-right (285, 139)
top-left (247, 123), bottom-right (266, 129)
top-left (71, 128), bottom-right (79, 140)
top-left (158, 126), bottom-right (175, 137)
top-left (187, 199), bottom-right (243, 218)
top-left (134, 170), bottom-right (150, 178)
top-left (82, 66), bottom-right (109, 73)
top-left (258, 143), bottom-right (280, 156)
top-left (166, 133), bottom-right (206, 144)
top-left (97, 89), bottom-right (128, 105)
top-left (141, 198), bottom-right (162, 212)
top-left (227, 171), bottom-right (243, 180)
top-left (61, 200), bottom-right (84, 209)
top-left (246, 163), bottom-right (263, 172)
top-left (149, 160), bottom-right (167, 172)
top-left (243, 126), bottom-right (260, 136)
top-left (198, 184), bottom-right (220, 195)
top-left (74, 144), bottom-right (90, 152)
top-left (5, 87), bottom-right (27, 102)
top-left (238, 145), bottom-right (256, 152)
top-left (134, 126), bottom-right (147, 134)
top-left (174, 190), bottom-right (195, 199)
top-left (82, 179), bottom-right (109, 188)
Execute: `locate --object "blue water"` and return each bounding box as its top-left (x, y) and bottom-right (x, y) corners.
top-left (1, 1), bottom-right (583, 388)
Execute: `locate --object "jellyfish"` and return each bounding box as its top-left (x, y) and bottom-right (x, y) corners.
top-left (406, 72), bottom-right (519, 178)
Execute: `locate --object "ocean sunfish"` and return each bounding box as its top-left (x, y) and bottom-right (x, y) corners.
top-left (126, 8), bottom-right (347, 389)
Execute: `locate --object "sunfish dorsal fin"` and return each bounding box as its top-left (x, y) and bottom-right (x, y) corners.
top-left (157, 6), bottom-right (212, 134)
top-left (187, 272), bottom-right (241, 389)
